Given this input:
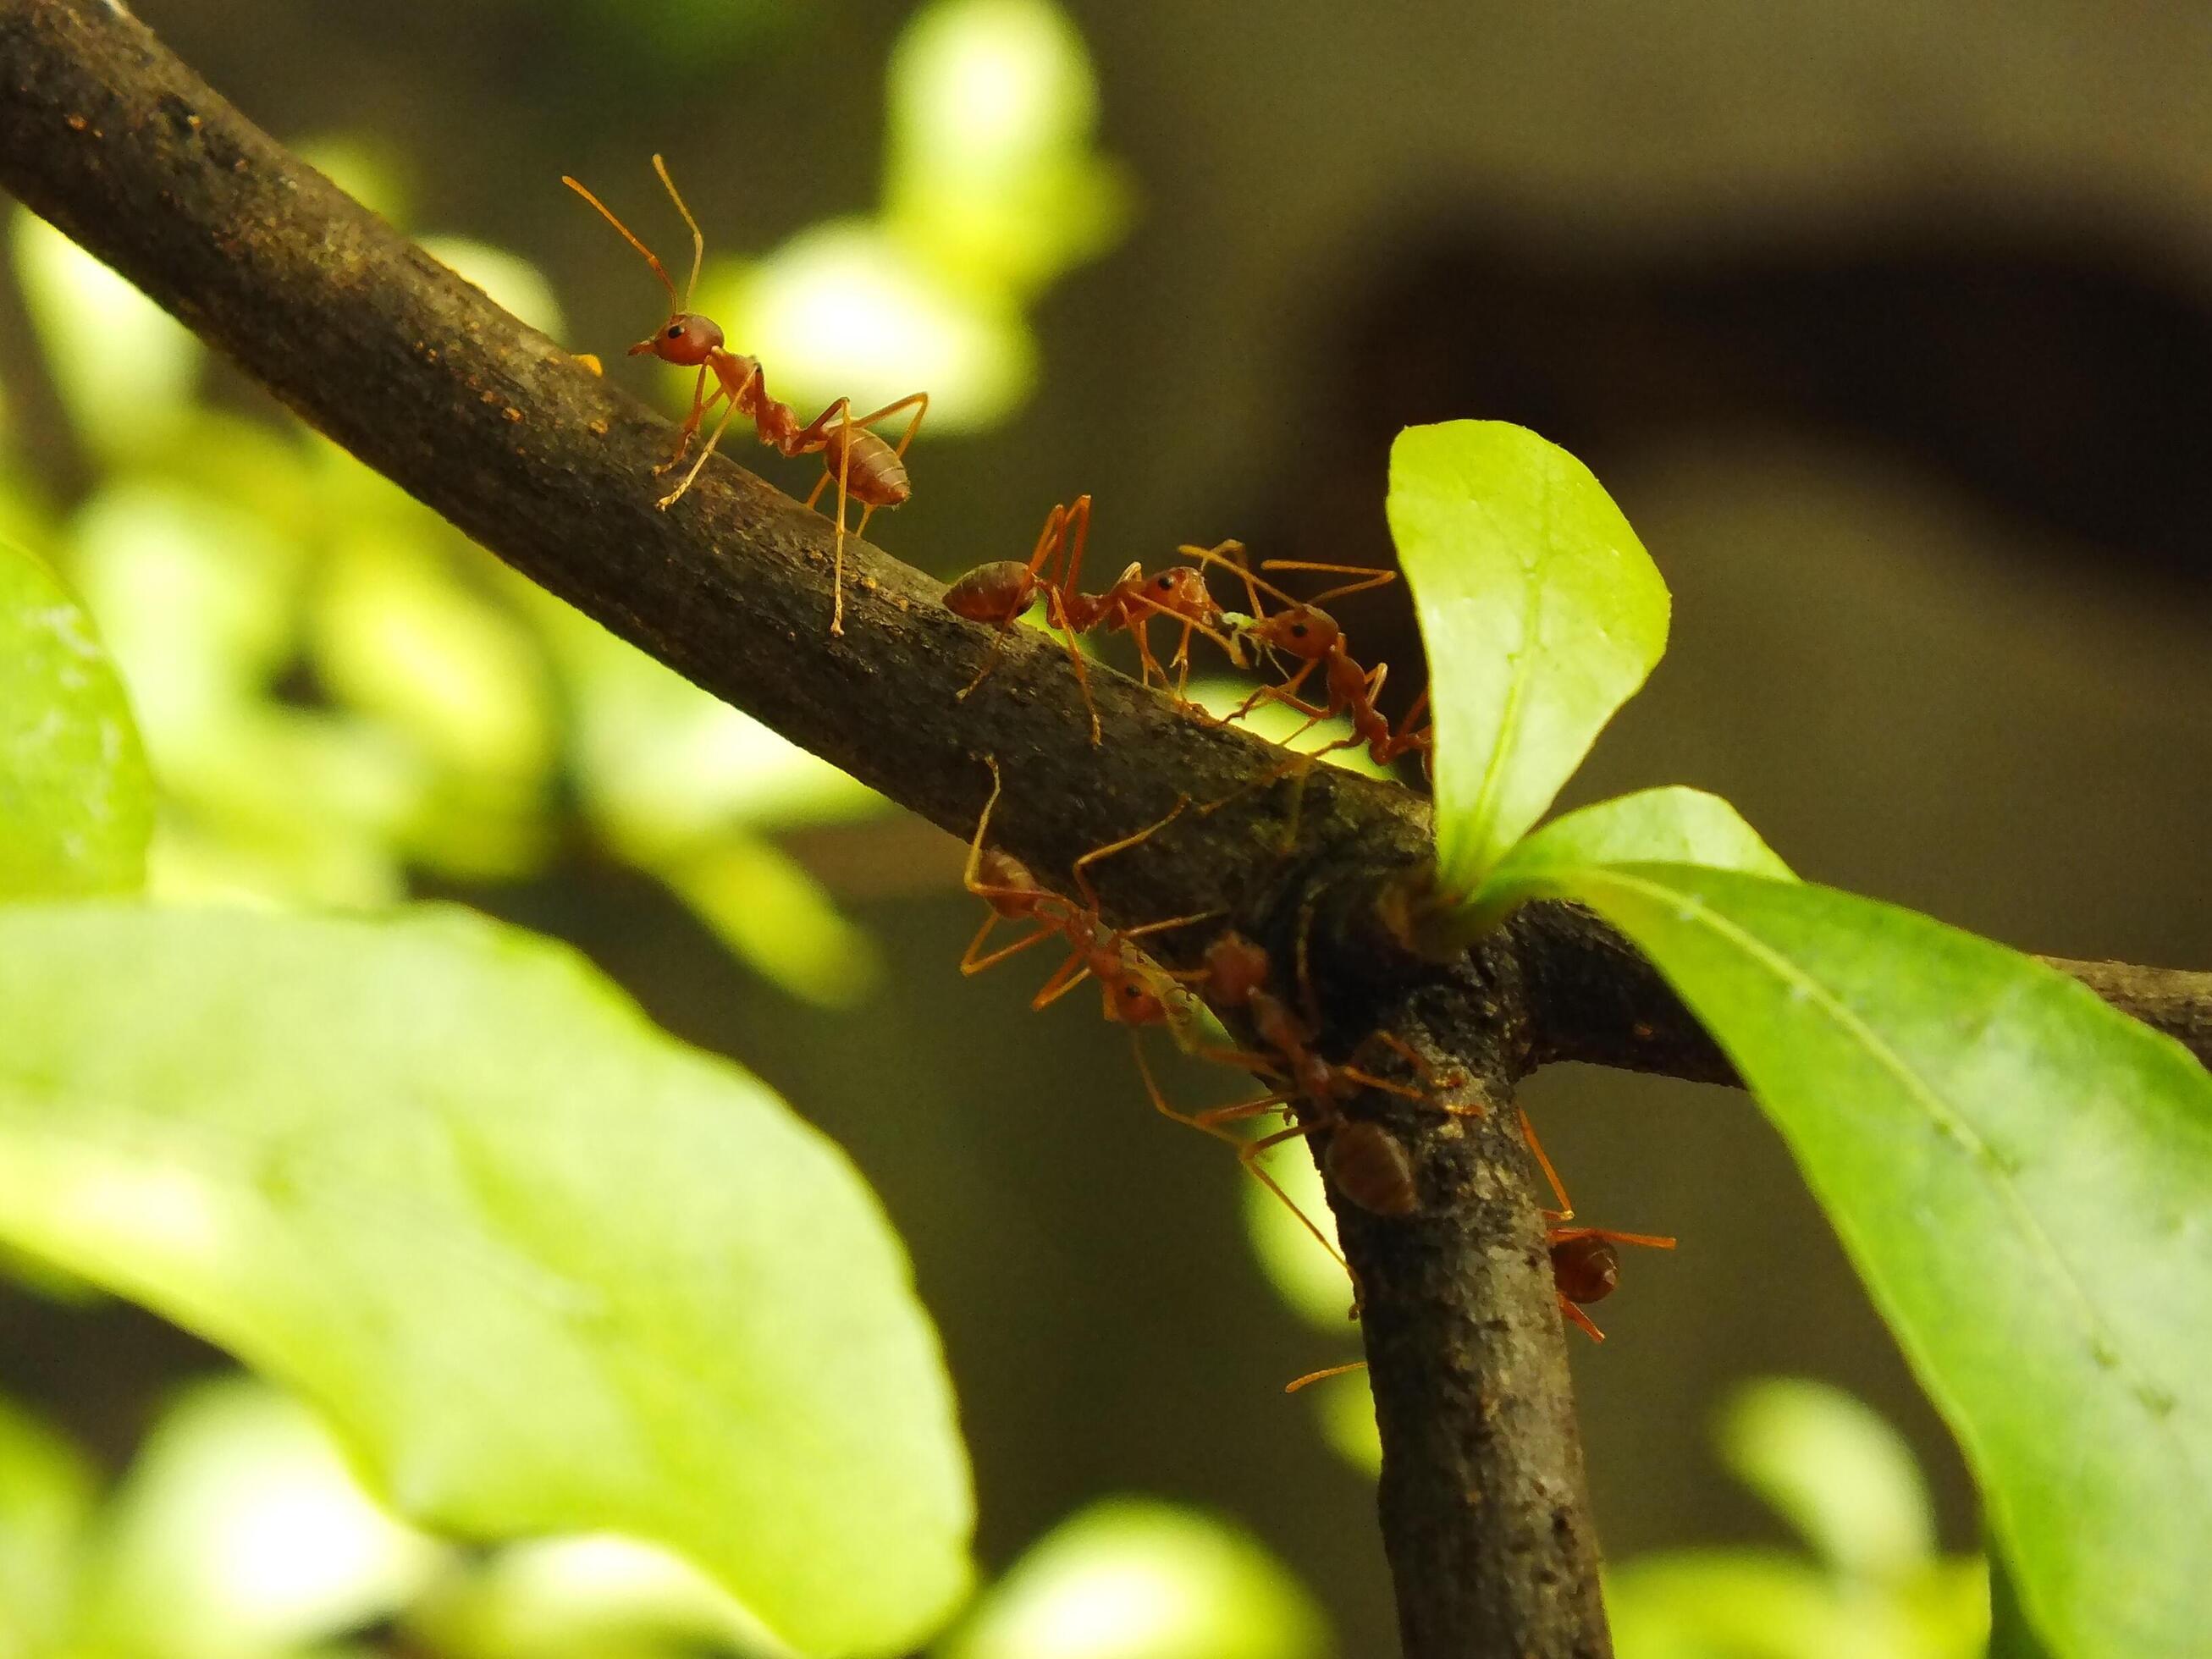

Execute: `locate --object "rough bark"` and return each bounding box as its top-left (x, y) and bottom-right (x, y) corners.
top-left (1, 3), bottom-right (2205, 1655)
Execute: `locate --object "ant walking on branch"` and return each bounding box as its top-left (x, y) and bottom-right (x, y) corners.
top-left (944, 496), bottom-right (1243, 744)
top-left (1183, 542), bottom-right (1433, 772)
top-left (957, 761), bottom-right (1342, 1257)
top-left (1519, 1107), bottom-right (1676, 1342)
top-left (563, 155), bottom-right (928, 636)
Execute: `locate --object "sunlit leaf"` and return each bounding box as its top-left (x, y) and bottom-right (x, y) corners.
top-left (407, 1534), bottom-right (792, 1659)
top-left (529, 590), bottom-right (881, 851)
top-left (0, 1392), bottom-right (95, 1656)
top-left (1459, 785), bottom-right (1791, 939)
top-left (940, 1498), bottom-right (1327, 1659)
top-left (1308, 1370), bottom-right (1382, 1478)
top-left (659, 834), bottom-right (882, 1008)
top-left (11, 209), bottom-right (201, 454)
top-left (0, 538), bottom-right (152, 897)
top-left (1387, 421), bottom-right (1669, 896)
top-left (312, 533), bottom-right (553, 779)
top-left (1606, 1551), bottom-right (1981, 1659)
top-left (78, 1378), bottom-right (445, 1659)
top-left (0, 904), bottom-right (974, 1656)
top-left (701, 228), bottom-right (1034, 434)
top-left (421, 237), bottom-right (567, 339)
top-left (69, 480), bottom-right (306, 752)
top-left (884, 0), bottom-right (1130, 297)
top-left (1718, 1378), bottom-right (1935, 1583)
top-left (294, 134), bottom-right (414, 226)
top-left (1238, 1134), bottom-right (1352, 1331)
top-left (1502, 865), bottom-right (2212, 1659)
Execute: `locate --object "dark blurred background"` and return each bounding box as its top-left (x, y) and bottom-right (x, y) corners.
top-left (3, 2), bottom-right (2209, 1653)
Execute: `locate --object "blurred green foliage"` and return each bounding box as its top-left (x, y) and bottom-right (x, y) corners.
top-left (0, 902), bottom-right (974, 1656)
top-left (1607, 1379), bottom-right (1988, 1659)
top-left (0, 0), bottom-right (1128, 1005)
top-left (0, 539), bottom-right (152, 897)
top-left (0, 1381), bottom-right (1329, 1659)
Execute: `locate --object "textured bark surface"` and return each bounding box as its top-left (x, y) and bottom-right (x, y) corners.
top-left (3, 3), bottom-right (2205, 1654)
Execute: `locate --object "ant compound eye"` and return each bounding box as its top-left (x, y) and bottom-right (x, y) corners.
top-left (667, 324), bottom-right (685, 339)
top-left (1290, 623), bottom-right (1309, 638)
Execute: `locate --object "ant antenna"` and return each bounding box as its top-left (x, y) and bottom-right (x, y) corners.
top-left (561, 173), bottom-right (679, 311)
top-left (651, 153), bottom-right (706, 310)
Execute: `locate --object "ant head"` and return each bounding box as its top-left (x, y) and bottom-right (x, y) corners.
top-left (631, 312), bottom-right (724, 366)
top-left (1548, 1234), bottom-right (1621, 1305)
top-left (1108, 975), bottom-right (1168, 1028)
top-left (1250, 604), bottom-right (1338, 660)
top-left (1145, 566), bottom-right (1216, 618)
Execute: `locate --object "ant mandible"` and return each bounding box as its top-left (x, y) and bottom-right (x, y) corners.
top-left (562, 155), bottom-right (929, 637)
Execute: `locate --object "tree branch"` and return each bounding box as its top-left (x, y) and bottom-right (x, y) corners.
top-left (1, 4), bottom-right (2202, 1655)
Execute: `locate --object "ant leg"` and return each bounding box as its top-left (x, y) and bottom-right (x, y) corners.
top-left (1285, 1360), bottom-right (1369, 1394)
top-left (658, 387), bottom-right (747, 510)
top-left (960, 755), bottom-right (1007, 893)
top-left (1242, 1121), bottom-right (1350, 1275)
top-left (1029, 949), bottom-right (1095, 1011)
top-left (1259, 558), bottom-right (1401, 608)
top-left (1520, 1107), bottom-right (1574, 1221)
top-left (655, 365), bottom-right (716, 475)
top-left (1226, 661), bottom-right (1324, 725)
top-left (1362, 1030), bottom-right (1478, 1107)
top-left (1045, 586), bottom-right (1103, 746)
top-left (1553, 1226), bottom-right (1679, 1252)
top-left (1068, 796), bottom-right (1189, 910)
top-left (960, 912), bottom-right (1061, 975)
top-left (831, 405), bottom-right (855, 636)
top-left (1559, 1299), bottom-right (1608, 1342)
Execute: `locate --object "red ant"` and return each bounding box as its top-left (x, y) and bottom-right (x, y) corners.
top-left (1519, 1107), bottom-right (1675, 1342)
top-left (959, 758), bottom-right (1213, 1036)
top-left (944, 496), bottom-right (1241, 744)
top-left (563, 156), bottom-right (929, 637)
top-left (1183, 542), bottom-right (1431, 771)
top-left (957, 763), bottom-right (1364, 1262)
top-left (1140, 929), bottom-right (1470, 1270)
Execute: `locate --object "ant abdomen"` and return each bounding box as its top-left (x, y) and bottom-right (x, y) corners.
top-left (1328, 1120), bottom-right (1420, 1217)
top-left (945, 560), bottom-right (1037, 624)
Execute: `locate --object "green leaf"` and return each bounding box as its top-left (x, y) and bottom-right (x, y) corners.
top-left (1717, 1378), bottom-right (1935, 1582)
top-left (0, 904), bottom-right (974, 1657)
top-left (1507, 864), bottom-right (2212, 1659)
top-left (939, 1498), bottom-right (1327, 1659)
top-left (1466, 785), bottom-right (1791, 935)
top-left (0, 1392), bottom-right (96, 1655)
top-left (77, 1376), bottom-right (445, 1659)
top-left (0, 539), bottom-right (153, 897)
top-left (1387, 421), bottom-right (1670, 896)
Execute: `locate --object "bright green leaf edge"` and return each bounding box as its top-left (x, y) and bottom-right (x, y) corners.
top-left (0, 539), bottom-right (153, 898)
top-left (1509, 863), bottom-right (2212, 1659)
top-left (1459, 785), bottom-right (1793, 939)
top-left (0, 903), bottom-right (974, 1658)
top-left (1387, 420), bottom-right (1670, 896)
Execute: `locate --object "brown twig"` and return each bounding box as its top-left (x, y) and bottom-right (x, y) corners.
top-left (1, 5), bottom-right (2204, 1656)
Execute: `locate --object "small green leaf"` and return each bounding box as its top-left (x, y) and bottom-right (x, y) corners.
top-left (939, 1498), bottom-right (1327, 1659)
top-left (0, 539), bottom-right (153, 897)
top-left (1509, 865), bottom-right (2212, 1659)
top-left (1387, 421), bottom-right (1670, 896)
top-left (1467, 785), bottom-right (1791, 934)
top-left (1717, 1378), bottom-right (1935, 1582)
top-left (0, 904), bottom-right (974, 1657)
